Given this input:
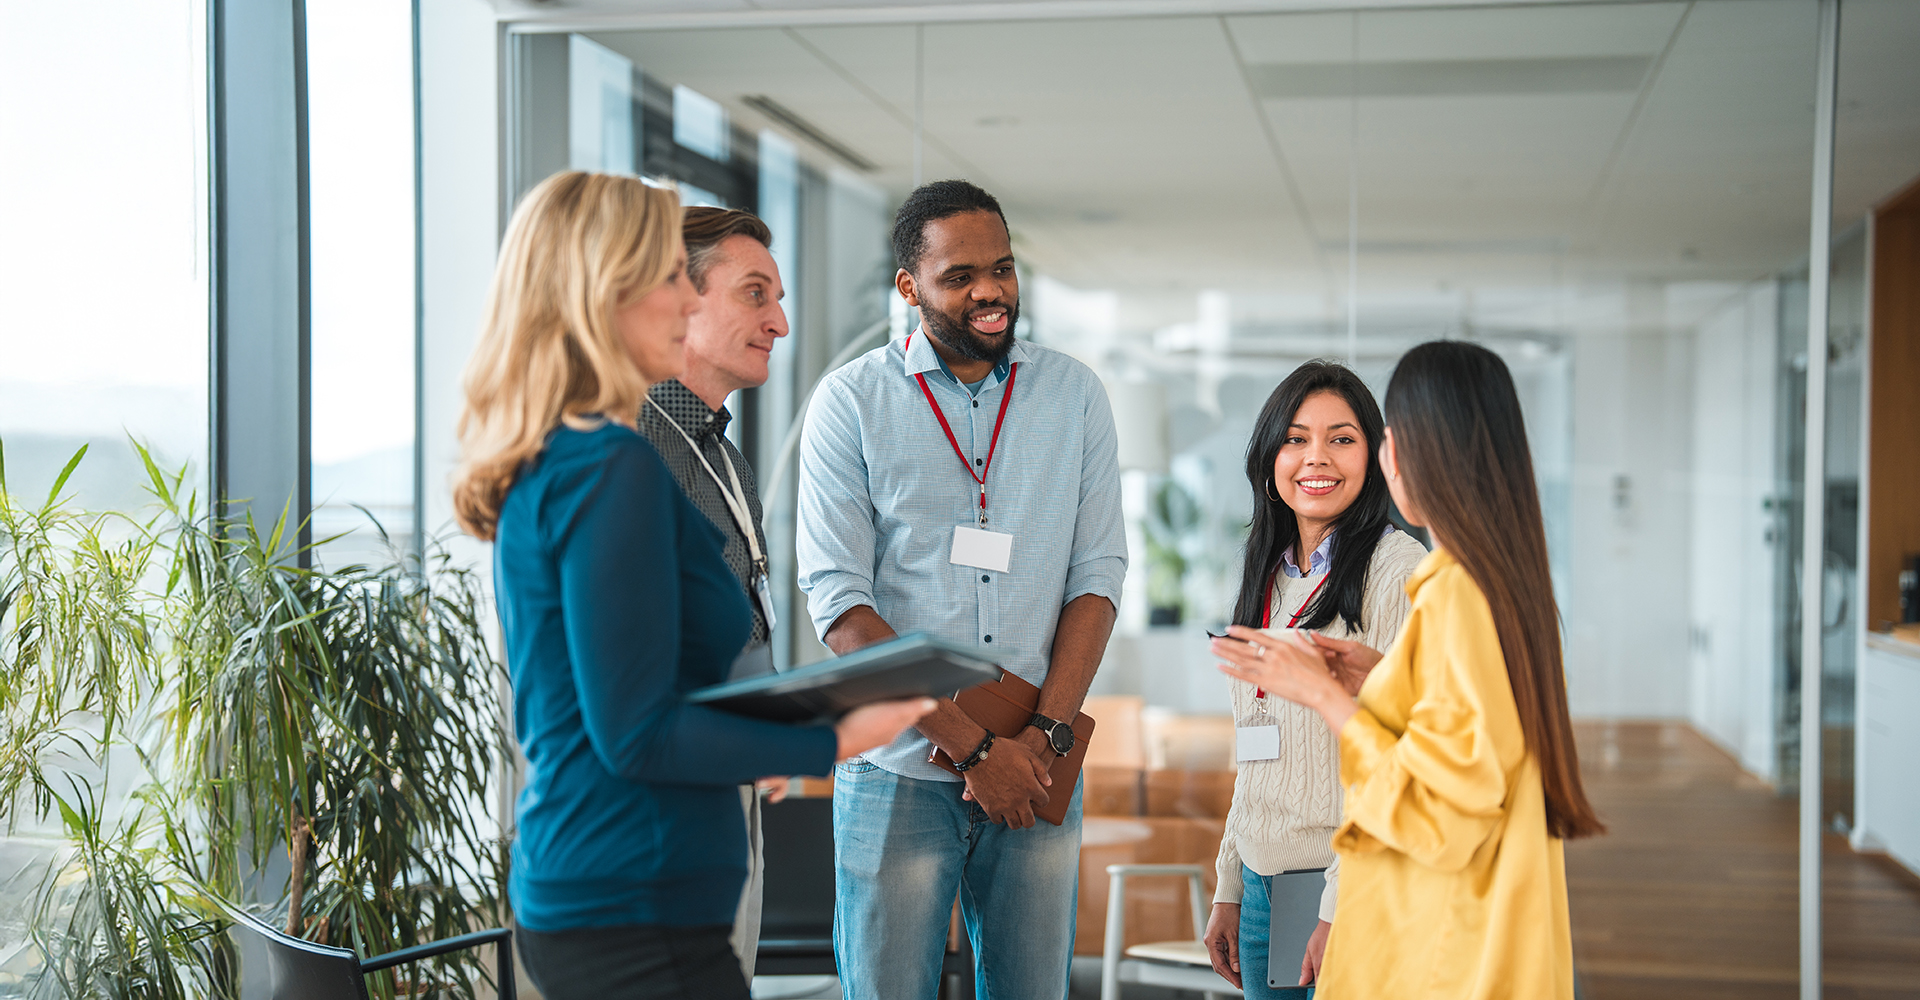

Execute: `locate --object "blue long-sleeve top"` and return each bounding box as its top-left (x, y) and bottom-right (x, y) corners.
top-left (496, 421), bottom-right (838, 932)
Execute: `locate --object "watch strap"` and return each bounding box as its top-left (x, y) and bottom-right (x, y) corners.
top-left (1029, 713), bottom-right (1074, 754)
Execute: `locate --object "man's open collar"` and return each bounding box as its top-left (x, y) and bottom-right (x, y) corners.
top-left (647, 378), bottom-right (730, 439)
top-left (901, 328), bottom-right (1032, 385)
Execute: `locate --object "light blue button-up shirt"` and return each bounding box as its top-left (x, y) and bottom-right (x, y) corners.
top-left (796, 332), bottom-right (1128, 781)
top-left (1279, 524), bottom-right (1397, 579)
top-left (1281, 531), bottom-right (1334, 579)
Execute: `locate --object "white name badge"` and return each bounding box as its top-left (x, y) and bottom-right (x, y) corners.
top-left (752, 571), bottom-right (778, 633)
top-left (1236, 724), bottom-right (1281, 762)
top-left (950, 525), bottom-right (1014, 574)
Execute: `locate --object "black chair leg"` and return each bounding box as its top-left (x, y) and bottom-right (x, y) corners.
top-left (940, 930), bottom-right (976, 1000)
top-left (498, 931), bottom-right (516, 1000)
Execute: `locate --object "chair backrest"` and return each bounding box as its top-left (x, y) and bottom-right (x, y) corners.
top-left (224, 909), bottom-right (370, 1000)
top-left (758, 796), bottom-right (835, 942)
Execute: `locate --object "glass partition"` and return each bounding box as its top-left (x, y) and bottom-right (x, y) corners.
top-left (504, 3), bottom-right (1920, 993)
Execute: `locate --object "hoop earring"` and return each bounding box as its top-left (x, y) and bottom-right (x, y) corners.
top-left (1265, 477), bottom-right (1282, 502)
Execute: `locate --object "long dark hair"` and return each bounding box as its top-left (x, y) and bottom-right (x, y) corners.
top-left (1385, 341), bottom-right (1603, 840)
top-left (1232, 361), bottom-right (1393, 633)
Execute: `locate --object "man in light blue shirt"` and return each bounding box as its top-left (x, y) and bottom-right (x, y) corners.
top-left (796, 180), bottom-right (1127, 999)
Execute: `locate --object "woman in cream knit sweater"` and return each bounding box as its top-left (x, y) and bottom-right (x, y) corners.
top-left (1202, 361), bottom-right (1426, 997)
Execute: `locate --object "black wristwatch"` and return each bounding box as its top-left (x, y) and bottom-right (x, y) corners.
top-left (953, 732), bottom-right (995, 772)
top-left (1029, 713), bottom-right (1075, 756)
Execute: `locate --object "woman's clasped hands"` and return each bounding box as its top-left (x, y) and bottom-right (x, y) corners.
top-left (1211, 627), bottom-right (1382, 734)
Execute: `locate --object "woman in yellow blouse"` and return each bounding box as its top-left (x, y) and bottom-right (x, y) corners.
top-left (1212, 340), bottom-right (1604, 999)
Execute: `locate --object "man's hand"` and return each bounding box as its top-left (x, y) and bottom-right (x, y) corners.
top-left (958, 736), bottom-right (1052, 828)
top-left (1011, 726), bottom-right (1057, 766)
top-left (1202, 902), bottom-right (1242, 989)
top-left (1299, 918), bottom-right (1332, 986)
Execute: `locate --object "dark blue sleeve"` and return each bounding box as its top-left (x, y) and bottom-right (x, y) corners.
top-left (552, 438), bottom-right (838, 785)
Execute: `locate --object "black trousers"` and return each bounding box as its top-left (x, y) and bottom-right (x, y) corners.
top-left (517, 923), bottom-right (750, 1000)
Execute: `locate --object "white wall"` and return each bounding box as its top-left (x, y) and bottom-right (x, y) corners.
top-left (417, 7), bottom-right (526, 997)
top-left (418, 0), bottom-right (498, 572)
top-left (1563, 316), bottom-right (1697, 719)
top-left (419, 0), bottom-right (514, 872)
top-left (1686, 282), bottom-right (1781, 780)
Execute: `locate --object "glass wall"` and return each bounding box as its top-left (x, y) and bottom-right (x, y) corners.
top-left (504, 4), bottom-right (1920, 994)
top-left (513, 29), bottom-right (899, 669)
top-left (306, 0), bottom-right (418, 567)
top-left (0, 1), bottom-right (209, 512)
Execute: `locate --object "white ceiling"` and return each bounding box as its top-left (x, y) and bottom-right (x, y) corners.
top-left (563, 0), bottom-right (1920, 334)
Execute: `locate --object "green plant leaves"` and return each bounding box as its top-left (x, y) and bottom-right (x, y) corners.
top-left (45, 444), bottom-right (90, 512)
top-left (4, 441), bottom-right (508, 1000)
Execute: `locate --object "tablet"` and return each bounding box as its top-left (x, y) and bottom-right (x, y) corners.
top-left (1269, 867), bottom-right (1328, 992)
top-left (687, 632), bottom-right (1002, 724)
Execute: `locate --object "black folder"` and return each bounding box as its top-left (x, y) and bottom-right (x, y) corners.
top-left (687, 632), bottom-right (1001, 724)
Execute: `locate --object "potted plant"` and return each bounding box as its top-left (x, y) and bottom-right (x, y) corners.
top-left (1, 441), bottom-right (510, 1000)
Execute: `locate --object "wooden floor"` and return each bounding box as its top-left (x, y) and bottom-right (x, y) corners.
top-left (1568, 721), bottom-right (1920, 999)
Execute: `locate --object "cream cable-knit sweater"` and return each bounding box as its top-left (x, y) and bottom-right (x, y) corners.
top-left (1212, 529), bottom-right (1429, 922)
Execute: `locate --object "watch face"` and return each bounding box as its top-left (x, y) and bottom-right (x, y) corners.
top-left (1048, 724), bottom-right (1074, 755)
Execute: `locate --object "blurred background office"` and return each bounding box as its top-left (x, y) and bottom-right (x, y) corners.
top-left (3, 1), bottom-right (1919, 998)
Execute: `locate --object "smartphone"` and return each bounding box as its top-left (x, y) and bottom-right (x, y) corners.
top-left (1209, 627), bottom-right (1310, 644)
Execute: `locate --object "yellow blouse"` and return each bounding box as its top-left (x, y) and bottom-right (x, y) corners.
top-left (1317, 548), bottom-right (1574, 1000)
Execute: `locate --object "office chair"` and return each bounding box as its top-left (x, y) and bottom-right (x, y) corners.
top-left (757, 796), bottom-right (838, 977)
top-left (223, 904), bottom-right (514, 1000)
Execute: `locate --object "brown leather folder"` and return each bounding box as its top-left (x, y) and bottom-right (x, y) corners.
top-left (927, 671), bottom-right (1095, 826)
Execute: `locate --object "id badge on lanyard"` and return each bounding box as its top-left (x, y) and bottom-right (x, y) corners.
top-left (910, 333), bottom-right (1020, 577)
top-left (1235, 570), bottom-right (1328, 763)
top-left (751, 567), bottom-right (778, 634)
top-left (649, 398), bottom-right (777, 633)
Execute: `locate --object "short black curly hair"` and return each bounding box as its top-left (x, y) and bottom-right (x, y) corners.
top-left (890, 180), bottom-right (1008, 278)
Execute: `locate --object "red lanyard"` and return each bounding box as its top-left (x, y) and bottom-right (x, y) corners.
top-left (906, 332), bottom-right (1019, 526)
top-left (1254, 569), bottom-right (1329, 699)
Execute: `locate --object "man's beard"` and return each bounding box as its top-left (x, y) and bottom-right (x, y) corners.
top-left (921, 299), bottom-right (1019, 366)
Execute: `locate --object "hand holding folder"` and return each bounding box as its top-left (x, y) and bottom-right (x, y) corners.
top-left (928, 672), bottom-right (1095, 827)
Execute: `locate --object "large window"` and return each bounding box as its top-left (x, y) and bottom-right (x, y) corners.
top-left (0, 1), bottom-right (209, 512)
top-left (306, 0), bottom-right (418, 566)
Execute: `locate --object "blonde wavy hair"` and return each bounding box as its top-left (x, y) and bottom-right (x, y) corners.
top-left (453, 171), bottom-right (683, 540)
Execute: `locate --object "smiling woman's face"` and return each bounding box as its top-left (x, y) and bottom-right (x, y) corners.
top-left (1272, 389), bottom-right (1369, 530)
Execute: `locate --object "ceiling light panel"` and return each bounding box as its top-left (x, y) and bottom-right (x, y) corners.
top-left (1249, 57), bottom-right (1652, 100)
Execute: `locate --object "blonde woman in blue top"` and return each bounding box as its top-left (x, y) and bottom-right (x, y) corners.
top-left (453, 171), bottom-right (932, 1000)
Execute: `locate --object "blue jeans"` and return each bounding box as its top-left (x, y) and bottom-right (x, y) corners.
top-left (1240, 864), bottom-right (1315, 1000)
top-left (832, 761), bottom-right (1084, 1000)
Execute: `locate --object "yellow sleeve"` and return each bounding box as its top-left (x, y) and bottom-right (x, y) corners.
top-left (1331, 591), bottom-right (1511, 872)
